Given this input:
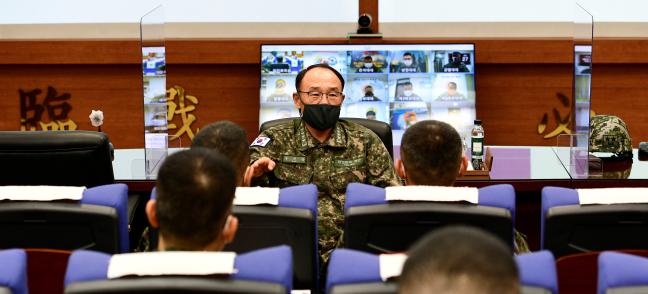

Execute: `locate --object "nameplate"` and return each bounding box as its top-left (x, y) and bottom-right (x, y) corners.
top-left (379, 253), bottom-right (408, 281)
top-left (385, 186), bottom-right (478, 204)
top-left (577, 188), bottom-right (648, 205)
top-left (334, 157), bottom-right (365, 168)
top-left (282, 155), bottom-right (306, 164)
top-left (0, 186), bottom-right (85, 201)
top-left (234, 187), bottom-right (280, 206)
top-left (108, 251), bottom-right (237, 279)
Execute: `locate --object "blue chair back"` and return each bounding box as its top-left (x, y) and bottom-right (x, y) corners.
top-left (64, 246), bottom-right (293, 294)
top-left (345, 183), bottom-right (516, 253)
top-left (0, 249), bottom-right (27, 294)
top-left (0, 184), bottom-right (128, 253)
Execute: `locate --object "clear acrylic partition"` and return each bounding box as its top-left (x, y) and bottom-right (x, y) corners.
top-left (573, 2), bottom-right (593, 142)
top-left (553, 3), bottom-right (593, 179)
top-left (141, 5), bottom-right (167, 179)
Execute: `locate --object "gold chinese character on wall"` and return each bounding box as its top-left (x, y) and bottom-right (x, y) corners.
top-left (537, 93), bottom-right (595, 139)
top-left (19, 86), bottom-right (77, 131)
top-left (166, 85), bottom-right (199, 141)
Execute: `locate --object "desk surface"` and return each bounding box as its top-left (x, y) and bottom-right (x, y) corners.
top-left (113, 146), bottom-right (573, 182)
top-left (114, 147), bottom-right (648, 181)
top-left (113, 146), bottom-right (648, 189)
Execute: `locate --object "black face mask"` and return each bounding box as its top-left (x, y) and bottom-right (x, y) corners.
top-left (300, 103), bottom-right (341, 131)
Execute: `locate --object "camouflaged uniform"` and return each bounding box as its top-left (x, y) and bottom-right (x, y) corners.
top-left (250, 118), bottom-right (401, 260)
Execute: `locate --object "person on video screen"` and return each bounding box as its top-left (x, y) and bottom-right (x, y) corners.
top-left (437, 82), bottom-right (467, 101)
top-left (262, 51), bottom-right (293, 74)
top-left (403, 111), bottom-right (418, 129)
top-left (361, 85), bottom-right (381, 102)
top-left (357, 55), bottom-right (381, 73)
top-left (396, 52), bottom-right (420, 73)
top-left (442, 52), bottom-right (470, 73)
top-left (366, 108), bottom-right (377, 120)
top-left (267, 79), bottom-right (292, 102)
top-left (397, 82), bottom-right (422, 102)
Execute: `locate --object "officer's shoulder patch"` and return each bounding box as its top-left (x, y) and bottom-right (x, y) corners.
top-left (250, 136), bottom-right (272, 147)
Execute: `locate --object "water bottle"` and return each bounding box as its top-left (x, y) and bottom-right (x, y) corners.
top-left (471, 119), bottom-right (484, 170)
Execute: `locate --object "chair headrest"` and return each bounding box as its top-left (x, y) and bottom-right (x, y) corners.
top-left (598, 252), bottom-right (648, 294)
top-left (82, 184), bottom-right (130, 253)
top-left (277, 184), bottom-right (318, 214)
top-left (541, 186), bottom-right (579, 213)
top-left (0, 249), bottom-right (27, 294)
top-left (326, 249), bottom-right (381, 292)
top-left (515, 250), bottom-right (557, 294)
top-left (346, 183), bottom-right (515, 214)
top-left (66, 245), bottom-right (293, 292)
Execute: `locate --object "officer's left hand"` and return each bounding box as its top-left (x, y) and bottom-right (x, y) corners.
top-left (250, 157), bottom-right (276, 178)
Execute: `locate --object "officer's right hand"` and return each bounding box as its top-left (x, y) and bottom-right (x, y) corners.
top-left (250, 157), bottom-right (276, 178)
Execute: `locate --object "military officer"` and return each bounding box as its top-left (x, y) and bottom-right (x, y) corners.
top-left (249, 63), bottom-right (401, 260)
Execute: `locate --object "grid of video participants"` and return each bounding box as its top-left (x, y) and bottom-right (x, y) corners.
top-left (260, 44), bottom-right (476, 146)
top-left (574, 45), bottom-right (592, 134)
top-left (142, 46), bottom-right (168, 149)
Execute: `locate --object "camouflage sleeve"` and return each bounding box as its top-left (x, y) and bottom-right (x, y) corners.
top-left (249, 130), bottom-right (281, 187)
top-left (365, 132), bottom-right (402, 187)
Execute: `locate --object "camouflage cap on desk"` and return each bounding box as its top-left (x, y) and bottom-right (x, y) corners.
top-left (589, 115), bottom-right (633, 158)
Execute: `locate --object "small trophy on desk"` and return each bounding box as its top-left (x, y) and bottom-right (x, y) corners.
top-left (89, 110), bottom-right (114, 160)
top-left (89, 110), bottom-right (104, 132)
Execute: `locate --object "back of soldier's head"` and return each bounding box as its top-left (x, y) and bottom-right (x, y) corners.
top-left (192, 120), bottom-right (249, 186)
top-left (400, 120), bottom-right (463, 186)
top-left (399, 226), bottom-right (519, 294)
top-left (155, 148), bottom-right (237, 250)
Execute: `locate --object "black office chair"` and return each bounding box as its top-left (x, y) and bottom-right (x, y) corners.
top-left (0, 131), bottom-right (113, 187)
top-left (0, 202), bottom-right (121, 253)
top-left (0, 131), bottom-right (145, 251)
top-left (64, 246), bottom-right (293, 294)
top-left (259, 118), bottom-right (393, 159)
top-left (543, 187), bottom-right (648, 257)
top-left (223, 184), bottom-right (318, 290)
top-left (344, 184), bottom-right (516, 254)
top-left (65, 278), bottom-right (286, 294)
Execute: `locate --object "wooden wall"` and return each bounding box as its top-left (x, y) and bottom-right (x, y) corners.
top-left (0, 38), bottom-right (646, 148)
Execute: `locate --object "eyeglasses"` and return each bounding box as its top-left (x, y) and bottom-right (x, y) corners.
top-left (298, 91), bottom-right (344, 104)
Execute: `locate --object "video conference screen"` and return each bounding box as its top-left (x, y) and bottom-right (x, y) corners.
top-left (142, 46), bottom-right (167, 148)
top-left (259, 44), bottom-right (477, 148)
top-left (574, 45), bottom-right (592, 135)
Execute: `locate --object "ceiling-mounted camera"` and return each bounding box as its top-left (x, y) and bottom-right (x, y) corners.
top-left (348, 12), bottom-right (382, 38)
top-left (357, 13), bottom-right (373, 34)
